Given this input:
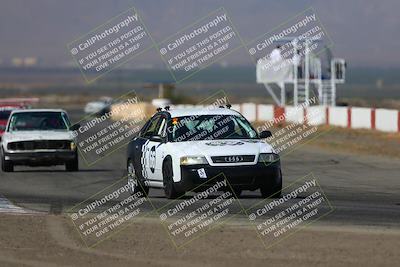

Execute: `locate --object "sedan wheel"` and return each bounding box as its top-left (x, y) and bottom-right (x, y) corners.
top-left (127, 162), bottom-right (137, 193)
top-left (1, 149), bottom-right (13, 172)
top-left (127, 160), bottom-right (149, 196)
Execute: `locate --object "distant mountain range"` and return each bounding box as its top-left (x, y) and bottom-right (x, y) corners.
top-left (1, 66), bottom-right (399, 87)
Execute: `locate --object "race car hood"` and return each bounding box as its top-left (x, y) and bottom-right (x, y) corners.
top-left (2, 130), bottom-right (74, 143)
top-left (171, 139), bottom-right (275, 157)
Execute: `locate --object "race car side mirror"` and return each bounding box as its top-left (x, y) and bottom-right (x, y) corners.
top-left (259, 130), bottom-right (272, 139)
top-left (150, 135), bottom-right (164, 143)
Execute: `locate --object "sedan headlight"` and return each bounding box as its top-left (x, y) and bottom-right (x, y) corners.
top-left (70, 141), bottom-right (77, 151)
top-left (258, 153), bottom-right (279, 163)
top-left (180, 156), bottom-right (208, 165)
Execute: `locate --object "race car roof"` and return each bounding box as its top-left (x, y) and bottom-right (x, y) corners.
top-left (167, 107), bottom-right (240, 118)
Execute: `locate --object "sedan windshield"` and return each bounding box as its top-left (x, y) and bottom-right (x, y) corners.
top-left (167, 114), bottom-right (258, 142)
top-left (8, 112), bottom-right (70, 131)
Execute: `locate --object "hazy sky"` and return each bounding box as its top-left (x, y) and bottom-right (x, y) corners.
top-left (0, 0), bottom-right (399, 67)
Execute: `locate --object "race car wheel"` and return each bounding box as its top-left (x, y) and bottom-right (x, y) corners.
top-left (127, 160), bottom-right (149, 196)
top-left (1, 150), bottom-right (13, 172)
top-left (65, 152), bottom-right (79, 172)
top-left (260, 170), bottom-right (282, 198)
top-left (163, 158), bottom-right (183, 199)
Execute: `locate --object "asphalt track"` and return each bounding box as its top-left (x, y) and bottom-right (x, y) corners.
top-left (0, 116), bottom-right (399, 229)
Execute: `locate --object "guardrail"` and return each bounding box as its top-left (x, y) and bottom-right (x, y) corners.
top-left (171, 103), bottom-right (400, 133)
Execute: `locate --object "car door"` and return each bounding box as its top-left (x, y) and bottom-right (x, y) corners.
top-left (130, 119), bottom-right (151, 181)
top-left (151, 116), bottom-right (168, 182)
top-left (141, 115), bottom-right (163, 181)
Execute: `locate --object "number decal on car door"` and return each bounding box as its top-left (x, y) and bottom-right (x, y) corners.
top-left (149, 146), bottom-right (156, 173)
top-left (141, 140), bottom-right (150, 179)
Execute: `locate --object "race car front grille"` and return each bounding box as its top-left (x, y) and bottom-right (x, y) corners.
top-left (7, 140), bottom-right (71, 151)
top-left (211, 155), bottom-right (255, 164)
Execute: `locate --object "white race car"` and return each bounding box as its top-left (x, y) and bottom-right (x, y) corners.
top-left (1, 109), bottom-right (79, 172)
top-left (127, 106), bottom-right (282, 199)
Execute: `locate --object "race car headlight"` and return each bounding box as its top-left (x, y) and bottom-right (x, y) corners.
top-left (258, 153), bottom-right (280, 163)
top-left (180, 156), bottom-right (208, 165)
top-left (70, 141), bottom-right (77, 151)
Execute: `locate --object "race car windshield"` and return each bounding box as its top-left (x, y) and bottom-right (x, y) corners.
top-left (8, 112), bottom-right (70, 131)
top-left (168, 115), bottom-right (258, 142)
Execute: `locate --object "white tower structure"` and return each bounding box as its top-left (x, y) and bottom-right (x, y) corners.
top-left (256, 37), bottom-right (346, 106)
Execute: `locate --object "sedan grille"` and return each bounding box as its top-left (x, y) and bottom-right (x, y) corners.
top-left (7, 140), bottom-right (71, 151)
top-left (211, 155), bottom-right (255, 164)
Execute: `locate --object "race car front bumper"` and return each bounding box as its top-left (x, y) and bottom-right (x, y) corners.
top-left (4, 150), bottom-right (77, 166)
top-left (176, 161), bottom-right (281, 192)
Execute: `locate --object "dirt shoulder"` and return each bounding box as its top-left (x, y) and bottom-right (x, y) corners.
top-left (0, 214), bottom-right (399, 267)
top-left (256, 122), bottom-right (400, 159)
top-left (305, 126), bottom-right (400, 158)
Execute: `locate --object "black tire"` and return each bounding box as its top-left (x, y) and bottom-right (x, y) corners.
top-left (260, 170), bottom-right (282, 198)
top-left (163, 158), bottom-right (183, 199)
top-left (127, 159), bottom-right (149, 196)
top-left (1, 151), bottom-right (13, 172)
top-left (226, 187), bottom-right (242, 198)
top-left (65, 152), bottom-right (79, 172)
